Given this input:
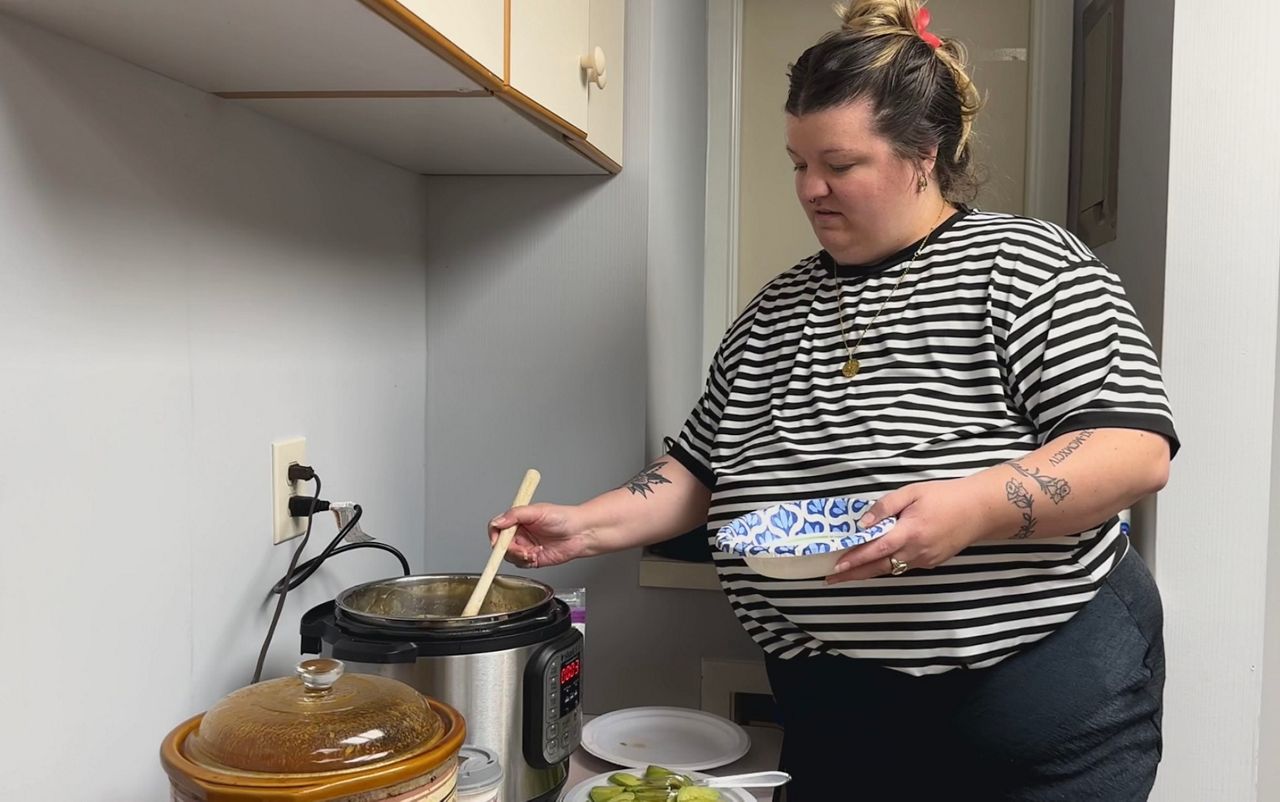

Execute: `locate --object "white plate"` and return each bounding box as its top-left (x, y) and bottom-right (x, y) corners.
top-left (580, 706), bottom-right (751, 771)
top-left (561, 768), bottom-right (756, 802)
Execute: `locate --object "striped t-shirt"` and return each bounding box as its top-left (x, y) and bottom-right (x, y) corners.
top-left (670, 209), bottom-right (1179, 675)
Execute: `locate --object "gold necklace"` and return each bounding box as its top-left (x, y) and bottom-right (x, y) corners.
top-left (835, 206), bottom-right (948, 379)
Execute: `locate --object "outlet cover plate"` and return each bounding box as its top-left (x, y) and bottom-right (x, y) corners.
top-left (271, 437), bottom-right (307, 544)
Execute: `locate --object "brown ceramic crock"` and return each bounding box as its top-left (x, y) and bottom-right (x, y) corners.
top-left (160, 658), bottom-right (465, 801)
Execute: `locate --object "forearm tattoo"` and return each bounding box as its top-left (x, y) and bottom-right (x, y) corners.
top-left (1004, 433), bottom-right (1086, 538)
top-left (622, 459), bottom-right (672, 498)
top-left (1006, 479), bottom-right (1037, 538)
top-left (1009, 461), bottom-right (1071, 504)
top-left (1048, 429), bottom-right (1096, 466)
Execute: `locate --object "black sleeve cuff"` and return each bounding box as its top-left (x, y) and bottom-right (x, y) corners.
top-left (1045, 411), bottom-right (1181, 460)
top-left (666, 441), bottom-right (717, 490)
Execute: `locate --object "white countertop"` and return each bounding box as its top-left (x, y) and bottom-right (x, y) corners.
top-left (564, 716), bottom-right (783, 801)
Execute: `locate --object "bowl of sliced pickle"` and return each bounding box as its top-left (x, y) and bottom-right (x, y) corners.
top-left (562, 765), bottom-right (756, 802)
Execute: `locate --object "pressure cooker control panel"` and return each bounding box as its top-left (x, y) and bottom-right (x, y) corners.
top-left (523, 627), bottom-right (584, 769)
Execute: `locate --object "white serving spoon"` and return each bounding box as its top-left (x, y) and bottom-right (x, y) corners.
top-left (690, 770), bottom-right (791, 789)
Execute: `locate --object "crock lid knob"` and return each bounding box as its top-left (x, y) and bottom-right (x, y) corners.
top-left (297, 658), bottom-right (344, 693)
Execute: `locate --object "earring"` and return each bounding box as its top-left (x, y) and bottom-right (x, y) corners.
top-left (916, 174), bottom-right (928, 192)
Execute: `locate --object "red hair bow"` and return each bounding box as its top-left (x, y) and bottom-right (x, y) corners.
top-left (914, 7), bottom-right (943, 49)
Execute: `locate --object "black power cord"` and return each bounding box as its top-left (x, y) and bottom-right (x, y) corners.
top-left (251, 467), bottom-right (413, 684)
top-left (252, 469), bottom-right (321, 684)
top-left (270, 504), bottom-right (410, 594)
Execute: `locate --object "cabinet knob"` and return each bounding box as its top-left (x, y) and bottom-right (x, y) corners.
top-left (580, 46), bottom-right (608, 89)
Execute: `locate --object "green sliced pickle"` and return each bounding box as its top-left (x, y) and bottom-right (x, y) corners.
top-left (609, 773), bottom-right (645, 788)
top-left (643, 765), bottom-right (678, 782)
top-left (599, 765), bottom-right (719, 802)
top-left (643, 764), bottom-right (694, 788)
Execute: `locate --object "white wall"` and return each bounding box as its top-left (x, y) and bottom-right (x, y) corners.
top-left (0, 14), bottom-right (429, 801)
top-left (421, 0), bottom-right (759, 714)
top-left (1155, 0), bottom-right (1280, 798)
top-left (1263, 286), bottom-right (1280, 802)
top-left (645, 0), bottom-right (711, 460)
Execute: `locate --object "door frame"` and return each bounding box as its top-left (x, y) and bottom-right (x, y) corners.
top-left (701, 0), bottom-right (1074, 364)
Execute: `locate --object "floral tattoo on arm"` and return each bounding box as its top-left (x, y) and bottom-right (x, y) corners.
top-left (1006, 479), bottom-right (1037, 538)
top-left (1004, 429), bottom-right (1092, 538)
top-left (622, 459), bottom-right (672, 498)
top-left (1009, 462), bottom-right (1071, 504)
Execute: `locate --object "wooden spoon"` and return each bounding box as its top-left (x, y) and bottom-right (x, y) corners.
top-left (461, 468), bottom-right (542, 617)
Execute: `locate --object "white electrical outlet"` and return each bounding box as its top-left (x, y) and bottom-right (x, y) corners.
top-left (271, 437), bottom-right (308, 544)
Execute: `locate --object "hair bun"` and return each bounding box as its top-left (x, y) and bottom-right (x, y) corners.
top-left (837, 0), bottom-right (924, 35)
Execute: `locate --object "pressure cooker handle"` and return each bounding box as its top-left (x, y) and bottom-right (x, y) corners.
top-left (331, 638), bottom-right (421, 664)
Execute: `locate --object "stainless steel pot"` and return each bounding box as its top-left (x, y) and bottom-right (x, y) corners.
top-left (336, 573), bottom-right (555, 630)
top-left (303, 574), bottom-right (583, 802)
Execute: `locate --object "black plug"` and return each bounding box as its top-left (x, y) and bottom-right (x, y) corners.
top-left (288, 463), bottom-right (316, 482)
top-left (289, 495), bottom-right (330, 517)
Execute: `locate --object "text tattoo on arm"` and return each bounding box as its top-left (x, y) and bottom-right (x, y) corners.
top-left (622, 459), bottom-right (673, 498)
top-left (1048, 429), bottom-right (1096, 466)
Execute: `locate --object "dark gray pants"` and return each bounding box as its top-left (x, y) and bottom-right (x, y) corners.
top-left (766, 549), bottom-right (1164, 801)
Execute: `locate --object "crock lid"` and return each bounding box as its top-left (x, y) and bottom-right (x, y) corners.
top-left (184, 659), bottom-right (443, 776)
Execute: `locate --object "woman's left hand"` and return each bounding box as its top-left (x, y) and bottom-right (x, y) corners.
top-left (825, 477), bottom-right (991, 583)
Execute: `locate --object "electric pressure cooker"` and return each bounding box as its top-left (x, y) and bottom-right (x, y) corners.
top-left (301, 574), bottom-right (583, 802)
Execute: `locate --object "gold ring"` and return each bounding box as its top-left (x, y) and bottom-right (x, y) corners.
top-left (889, 557), bottom-right (909, 576)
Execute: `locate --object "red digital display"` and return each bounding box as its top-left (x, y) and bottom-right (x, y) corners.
top-left (560, 656), bottom-right (581, 685)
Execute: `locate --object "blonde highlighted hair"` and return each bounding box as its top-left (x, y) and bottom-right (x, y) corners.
top-left (786, 0), bottom-right (984, 202)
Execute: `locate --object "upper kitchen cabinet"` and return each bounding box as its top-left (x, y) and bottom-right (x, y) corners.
top-left (507, 0), bottom-right (624, 167)
top-left (510, 0), bottom-right (591, 134)
top-left (585, 0), bottom-right (625, 168)
top-left (0, 0), bottom-right (624, 175)
top-left (398, 0), bottom-right (506, 83)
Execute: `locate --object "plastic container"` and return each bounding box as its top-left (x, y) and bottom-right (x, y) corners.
top-left (455, 745), bottom-right (503, 802)
top-left (555, 587), bottom-right (586, 641)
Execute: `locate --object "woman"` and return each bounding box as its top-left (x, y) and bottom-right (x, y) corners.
top-left (489, 1), bottom-right (1177, 798)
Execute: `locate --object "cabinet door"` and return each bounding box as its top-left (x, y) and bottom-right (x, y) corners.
top-left (509, 0), bottom-right (590, 132)
top-left (399, 0), bottom-right (506, 80)
top-left (586, 0), bottom-right (624, 164)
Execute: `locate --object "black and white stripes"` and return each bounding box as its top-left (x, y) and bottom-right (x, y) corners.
top-left (671, 209), bottom-right (1177, 675)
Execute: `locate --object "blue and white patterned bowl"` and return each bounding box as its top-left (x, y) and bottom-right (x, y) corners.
top-left (714, 497), bottom-right (897, 579)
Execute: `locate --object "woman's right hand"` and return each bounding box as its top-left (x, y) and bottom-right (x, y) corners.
top-left (488, 503), bottom-right (594, 569)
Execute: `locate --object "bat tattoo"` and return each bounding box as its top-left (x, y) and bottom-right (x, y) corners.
top-left (622, 460), bottom-right (673, 498)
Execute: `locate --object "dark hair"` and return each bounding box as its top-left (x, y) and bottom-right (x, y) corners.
top-left (785, 0), bottom-right (983, 203)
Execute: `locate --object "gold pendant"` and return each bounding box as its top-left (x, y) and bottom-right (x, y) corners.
top-left (842, 358), bottom-right (860, 378)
